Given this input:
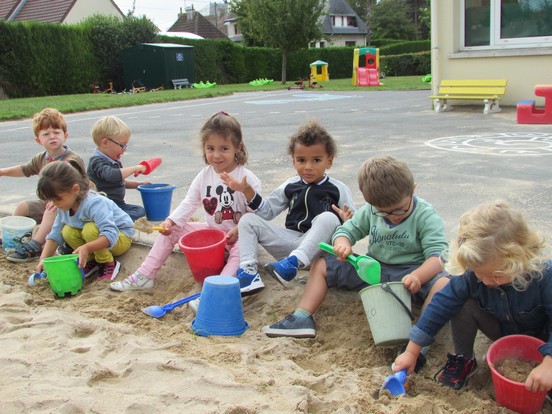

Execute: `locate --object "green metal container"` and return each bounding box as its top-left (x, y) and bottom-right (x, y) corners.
top-left (122, 43), bottom-right (194, 91)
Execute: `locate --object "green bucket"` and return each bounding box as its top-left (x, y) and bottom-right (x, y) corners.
top-left (42, 254), bottom-right (84, 297)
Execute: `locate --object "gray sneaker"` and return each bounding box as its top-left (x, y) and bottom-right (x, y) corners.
top-left (7, 239), bottom-right (42, 263)
top-left (261, 313), bottom-right (316, 338)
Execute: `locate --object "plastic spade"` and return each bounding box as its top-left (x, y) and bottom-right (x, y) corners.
top-left (142, 293), bottom-right (200, 318)
top-left (318, 242), bottom-right (381, 285)
top-left (134, 157), bottom-right (162, 176)
top-left (381, 369), bottom-right (408, 396)
top-left (28, 271), bottom-right (46, 286)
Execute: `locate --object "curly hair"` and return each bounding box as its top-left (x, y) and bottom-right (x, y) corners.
top-left (445, 200), bottom-right (549, 290)
top-left (287, 118), bottom-right (337, 158)
top-left (32, 108), bottom-right (67, 136)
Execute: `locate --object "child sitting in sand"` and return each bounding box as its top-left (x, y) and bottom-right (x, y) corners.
top-left (262, 156), bottom-right (448, 369)
top-left (36, 160), bottom-right (134, 281)
top-left (393, 200), bottom-right (552, 391)
top-left (87, 116), bottom-right (150, 221)
top-left (0, 108), bottom-right (85, 262)
top-left (110, 112), bottom-right (261, 312)
top-left (222, 118), bottom-right (355, 294)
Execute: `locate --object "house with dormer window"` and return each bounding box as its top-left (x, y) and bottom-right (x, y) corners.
top-left (313, 0), bottom-right (368, 48)
top-left (0, 0), bottom-right (123, 24)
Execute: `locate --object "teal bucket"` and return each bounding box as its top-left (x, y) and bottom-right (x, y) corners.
top-left (137, 183), bottom-right (176, 221)
top-left (0, 216), bottom-right (36, 254)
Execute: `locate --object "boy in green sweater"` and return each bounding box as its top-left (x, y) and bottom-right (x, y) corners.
top-left (262, 156), bottom-right (449, 342)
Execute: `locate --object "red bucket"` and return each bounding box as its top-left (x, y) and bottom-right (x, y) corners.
top-left (178, 229), bottom-right (227, 284)
top-left (486, 334), bottom-right (547, 414)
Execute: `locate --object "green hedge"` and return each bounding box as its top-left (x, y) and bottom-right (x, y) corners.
top-left (0, 21), bottom-right (98, 98)
top-left (379, 40), bottom-right (430, 55)
top-left (0, 20), bottom-right (430, 98)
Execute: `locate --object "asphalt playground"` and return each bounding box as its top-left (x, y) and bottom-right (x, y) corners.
top-left (1, 89), bottom-right (551, 241)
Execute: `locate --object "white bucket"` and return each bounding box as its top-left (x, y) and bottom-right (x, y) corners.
top-left (359, 281), bottom-right (412, 346)
top-left (0, 216), bottom-right (36, 254)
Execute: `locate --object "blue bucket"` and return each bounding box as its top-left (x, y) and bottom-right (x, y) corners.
top-left (192, 275), bottom-right (248, 337)
top-left (137, 183), bottom-right (176, 221)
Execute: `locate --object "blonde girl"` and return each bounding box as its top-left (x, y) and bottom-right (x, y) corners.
top-left (393, 200), bottom-right (552, 392)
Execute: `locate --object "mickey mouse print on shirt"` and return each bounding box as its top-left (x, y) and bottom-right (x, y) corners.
top-left (202, 184), bottom-right (242, 224)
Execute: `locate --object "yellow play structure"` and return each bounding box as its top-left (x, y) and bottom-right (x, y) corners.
top-left (310, 60), bottom-right (330, 83)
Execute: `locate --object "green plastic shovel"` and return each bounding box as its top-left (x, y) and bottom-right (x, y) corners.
top-left (319, 242), bottom-right (381, 285)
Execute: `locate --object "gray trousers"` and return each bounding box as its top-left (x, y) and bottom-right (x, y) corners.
top-left (451, 299), bottom-right (502, 358)
top-left (238, 211), bottom-right (340, 272)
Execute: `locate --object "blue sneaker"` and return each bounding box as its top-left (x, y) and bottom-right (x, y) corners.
top-left (264, 256), bottom-right (299, 287)
top-left (261, 313), bottom-right (316, 338)
top-left (236, 268), bottom-right (265, 295)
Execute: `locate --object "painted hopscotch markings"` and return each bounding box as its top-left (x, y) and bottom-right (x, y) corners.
top-left (426, 132), bottom-right (552, 156)
top-left (245, 93), bottom-right (358, 105)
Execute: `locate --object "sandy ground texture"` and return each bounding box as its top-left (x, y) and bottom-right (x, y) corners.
top-left (2, 239), bottom-right (551, 414)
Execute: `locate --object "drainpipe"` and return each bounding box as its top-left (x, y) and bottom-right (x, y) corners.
top-left (8, 0), bottom-right (29, 21)
top-left (431, 0), bottom-right (439, 96)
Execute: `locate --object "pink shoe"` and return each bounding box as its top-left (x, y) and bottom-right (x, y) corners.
top-left (97, 260), bottom-right (121, 280)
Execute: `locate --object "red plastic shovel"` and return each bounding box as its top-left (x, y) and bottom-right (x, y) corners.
top-left (134, 157), bottom-right (162, 176)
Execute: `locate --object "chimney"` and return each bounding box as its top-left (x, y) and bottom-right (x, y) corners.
top-left (186, 5), bottom-right (194, 20)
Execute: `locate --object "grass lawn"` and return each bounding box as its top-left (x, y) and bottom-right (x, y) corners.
top-left (0, 76), bottom-right (430, 121)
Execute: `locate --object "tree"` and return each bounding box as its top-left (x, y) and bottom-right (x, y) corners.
top-left (230, 0), bottom-right (325, 83)
top-left (82, 14), bottom-right (157, 89)
top-left (370, 0), bottom-right (418, 40)
top-left (348, 0), bottom-right (375, 26)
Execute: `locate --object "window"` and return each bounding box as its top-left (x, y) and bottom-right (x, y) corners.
top-left (347, 16), bottom-right (358, 27)
top-left (345, 41), bottom-right (356, 47)
top-left (463, 0), bottom-right (552, 49)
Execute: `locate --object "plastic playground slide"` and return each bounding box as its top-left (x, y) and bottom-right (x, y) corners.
top-left (357, 68), bottom-right (380, 87)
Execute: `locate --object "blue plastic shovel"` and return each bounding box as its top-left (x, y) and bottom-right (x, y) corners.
top-left (142, 293), bottom-right (201, 318)
top-left (28, 271), bottom-right (46, 286)
top-left (318, 242), bottom-right (381, 285)
top-left (381, 369), bottom-right (408, 396)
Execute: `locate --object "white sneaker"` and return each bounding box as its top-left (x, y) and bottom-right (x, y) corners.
top-left (189, 297), bottom-right (200, 314)
top-left (109, 272), bottom-right (154, 292)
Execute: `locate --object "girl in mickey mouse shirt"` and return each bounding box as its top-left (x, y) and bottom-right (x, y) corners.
top-left (110, 112), bottom-right (261, 295)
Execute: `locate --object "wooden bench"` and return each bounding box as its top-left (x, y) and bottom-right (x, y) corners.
top-left (171, 78), bottom-right (191, 89)
top-left (430, 79), bottom-right (508, 114)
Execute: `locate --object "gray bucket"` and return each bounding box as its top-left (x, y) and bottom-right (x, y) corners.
top-left (359, 282), bottom-right (413, 346)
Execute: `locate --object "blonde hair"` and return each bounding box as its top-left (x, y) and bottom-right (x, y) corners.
top-left (446, 200), bottom-right (548, 290)
top-left (357, 156), bottom-right (415, 206)
top-left (91, 116), bottom-right (131, 146)
top-left (200, 111), bottom-right (248, 165)
top-left (32, 108), bottom-right (67, 136)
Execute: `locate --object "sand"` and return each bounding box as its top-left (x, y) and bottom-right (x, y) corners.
top-left (2, 238), bottom-right (550, 414)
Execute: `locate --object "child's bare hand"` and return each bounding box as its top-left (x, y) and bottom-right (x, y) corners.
top-left (393, 350), bottom-right (418, 376)
top-left (332, 203), bottom-right (353, 222)
top-left (526, 356), bottom-right (552, 392)
top-left (332, 237), bottom-right (353, 260)
top-left (74, 245), bottom-right (90, 268)
top-left (226, 227), bottom-right (238, 244)
top-left (402, 273), bottom-right (421, 294)
top-left (221, 172), bottom-right (247, 192)
top-left (35, 260), bottom-right (45, 274)
top-left (159, 219), bottom-right (175, 235)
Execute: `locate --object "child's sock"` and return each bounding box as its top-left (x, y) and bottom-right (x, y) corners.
top-left (293, 308), bottom-right (311, 319)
